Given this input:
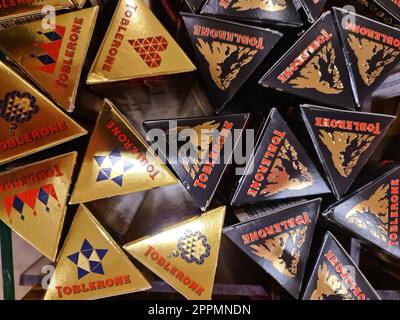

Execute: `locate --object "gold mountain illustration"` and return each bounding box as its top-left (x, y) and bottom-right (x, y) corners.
top-left (289, 42), bottom-right (344, 94)
top-left (260, 139), bottom-right (314, 196)
top-left (231, 0), bottom-right (287, 12)
top-left (345, 184), bottom-right (389, 242)
top-left (250, 226), bottom-right (307, 277)
top-left (166, 121), bottom-right (220, 179)
top-left (319, 130), bottom-right (375, 178)
top-left (310, 262), bottom-right (353, 300)
top-left (347, 34), bottom-right (400, 86)
top-left (196, 39), bottom-right (257, 91)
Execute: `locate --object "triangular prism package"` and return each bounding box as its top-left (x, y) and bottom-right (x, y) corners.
top-left (69, 99), bottom-right (177, 204)
top-left (302, 232), bottom-right (381, 300)
top-left (0, 7), bottom-right (99, 112)
top-left (44, 205), bottom-right (151, 300)
top-left (123, 206), bottom-right (226, 300)
top-left (299, 0), bottom-right (330, 23)
top-left (181, 13), bottom-right (282, 112)
top-left (224, 198), bottom-right (321, 298)
top-left (0, 0), bottom-right (76, 30)
top-left (231, 108), bottom-right (330, 206)
top-left (87, 0), bottom-right (196, 85)
top-left (0, 152), bottom-right (77, 261)
top-left (143, 113), bottom-right (249, 211)
top-left (333, 7), bottom-right (400, 108)
top-left (259, 11), bottom-right (355, 110)
top-left (0, 61), bottom-right (87, 166)
top-left (323, 166), bottom-right (400, 260)
top-left (301, 104), bottom-right (396, 199)
top-left (200, 0), bottom-right (303, 27)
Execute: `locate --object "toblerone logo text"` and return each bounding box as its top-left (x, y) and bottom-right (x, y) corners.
top-left (55, 17), bottom-right (84, 89)
top-left (193, 121), bottom-right (233, 190)
top-left (324, 250), bottom-right (367, 300)
top-left (144, 245), bottom-right (206, 297)
top-left (55, 274), bottom-right (132, 299)
top-left (314, 117), bottom-right (381, 135)
top-left (0, 0), bottom-right (37, 10)
top-left (0, 164), bottom-right (64, 194)
top-left (344, 21), bottom-right (400, 48)
top-left (105, 119), bottom-right (160, 180)
top-left (241, 212), bottom-right (311, 245)
top-left (193, 25), bottom-right (264, 50)
top-left (247, 129), bottom-right (286, 197)
top-left (102, 3), bottom-right (138, 73)
top-left (389, 179), bottom-right (399, 246)
top-left (277, 29), bottom-right (332, 83)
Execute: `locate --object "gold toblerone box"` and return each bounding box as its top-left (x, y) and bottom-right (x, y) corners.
top-left (86, 0), bottom-right (195, 86)
top-left (0, 7), bottom-right (99, 112)
top-left (0, 0), bottom-right (76, 29)
top-left (124, 206), bottom-right (226, 300)
top-left (44, 204), bottom-right (151, 300)
top-left (69, 99), bottom-right (177, 204)
top-left (0, 61), bottom-right (87, 166)
top-left (0, 152), bottom-right (77, 261)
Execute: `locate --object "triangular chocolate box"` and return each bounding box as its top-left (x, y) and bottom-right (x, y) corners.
top-left (200, 0), bottom-right (303, 27)
top-left (224, 198), bottom-right (321, 299)
top-left (301, 104), bottom-right (395, 199)
top-left (302, 232), bottom-right (381, 300)
top-left (87, 0), bottom-right (195, 85)
top-left (123, 206), bottom-right (226, 300)
top-left (324, 166), bottom-right (400, 260)
top-left (0, 7), bottom-right (99, 112)
top-left (299, 0), bottom-right (330, 23)
top-left (231, 108), bottom-right (330, 206)
top-left (44, 205), bottom-right (151, 300)
top-left (0, 152), bottom-right (77, 261)
top-left (144, 113), bottom-right (249, 211)
top-left (69, 99), bottom-right (177, 204)
top-left (333, 7), bottom-right (400, 107)
top-left (0, 61), bottom-right (87, 166)
top-left (259, 11), bottom-right (355, 110)
top-left (181, 13), bottom-right (282, 112)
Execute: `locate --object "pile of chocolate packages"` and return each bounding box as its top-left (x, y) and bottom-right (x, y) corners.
top-left (1, 0), bottom-right (400, 301)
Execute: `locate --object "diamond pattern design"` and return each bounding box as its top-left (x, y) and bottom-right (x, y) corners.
top-left (94, 148), bottom-right (134, 187)
top-left (67, 239), bottom-right (108, 280)
top-left (0, 90), bottom-right (40, 136)
top-left (177, 230), bottom-right (211, 265)
top-left (129, 36), bottom-right (169, 68)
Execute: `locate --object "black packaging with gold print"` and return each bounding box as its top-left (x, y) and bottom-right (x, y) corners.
top-left (224, 198), bottom-right (321, 299)
top-left (144, 113), bottom-right (249, 211)
top-left (231, 108), bottom-right (330, 206)
top-left (302, 231), bottom-right (381, 300)
top-left (324, 166), bottom-right (400, 260)
top-left (301, 104), bottom-right (396, 199)
top-left (200, 0), bottom-right (303, 27)
top-left (260, 11), bottom-right (355, 110)
top-left (333, 7), bottom-right (400, 108)
top-left (181, 13), bottom-right (282, 112)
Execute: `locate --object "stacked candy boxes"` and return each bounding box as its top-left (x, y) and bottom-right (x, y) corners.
top-left (1, 0), bottom-right (399, 300)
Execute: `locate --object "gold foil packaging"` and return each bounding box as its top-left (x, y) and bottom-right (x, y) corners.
top-left (0, 152), bottom-right (77, 261)
top-left (45, 205), bottom-right (151, 300)
top-left (69, 99), bottom-right (177, 204)
top-left (124, 206), bottom-right (226, 300)
top-left (0, 7), bottom-right (99, 112)
top-left (0, 61), bottom-right (87, 166)
top-left (87, 0), bottom-right (196, 85)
